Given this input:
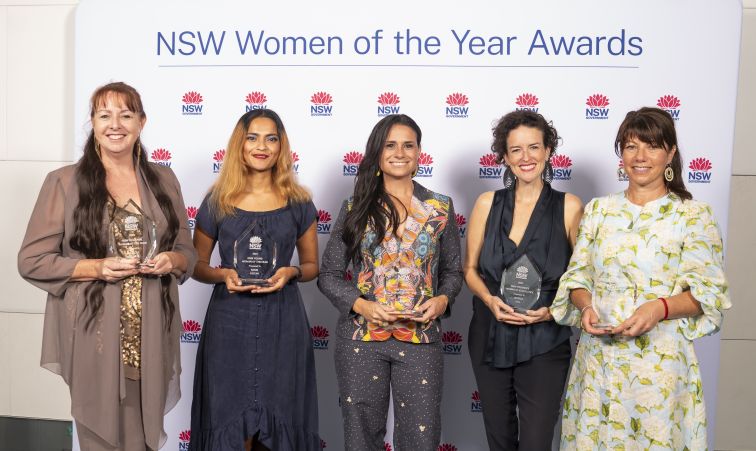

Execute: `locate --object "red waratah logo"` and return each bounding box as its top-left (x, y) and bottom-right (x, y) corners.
top-left (213, 149), bottom-right (226, 162)
top-left (343, 151), bottom-right (364, 165)
top-left (438, 444), bottom-right (458, 451)
top-left (183, 320), bottom-right (201, 333)
top-left (551, 155), bottom-right (573, 168)
top-left (311, 92), bottom-right (333, 105)
top-left (179, 430), bottom-right (191, 442)
top-left (586, 94), bottom-right (609, 108)
top-left (311, 326), bottom-right (330, 339)
top-left (689, 157), bottom-right (712, 171)
top-left (657, 95), bottom-right (681, 109)
top-left (456, 214), bottom-right (466, 228)
top-left (418, 152), bottom-right (434, 165)
top-left (442, 331), bottom-right (463, 344)
top-left (378, 92), bottom-right (400, 106)
top-left (479, 154), bottom-right (499, 167)
top-left (320, 439), bottom-right (327, 449)
top-left (182, 91), bottom-right (203, 104)
top-left (292, 152), bottom-right (300, 163)
top-left (446, 93), bottom-right (469, 106)
top-left (515, 93), bottom-right (539, 108)
top-left (384, 443), bottom-right (393, 451)
top-left (472, 390), bottom-right (481, 402)
top-left (245, 92), bottom-right (267, 105)
top-left (186, 206), bottom-right (198, 219)
top-left (151, 148), bottom-right (172, 166)
top-left (318, 210), bottom-right (332, 223)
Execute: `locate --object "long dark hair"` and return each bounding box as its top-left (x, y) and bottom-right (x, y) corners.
top-left (69, 82), bottom-right (180, 330)
top-left (614, 107), bottom-right (692, 201)
top-left (342, 114), bottom-right (422, 263)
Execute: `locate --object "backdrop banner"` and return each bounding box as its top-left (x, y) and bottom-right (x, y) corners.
top-left (74, 0), bottom-right (741, 449)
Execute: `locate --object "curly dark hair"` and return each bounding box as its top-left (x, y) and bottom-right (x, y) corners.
top-left (614, 107), bottom-right (692, 201)
top-left (491, 110), bottom-right (560, 164)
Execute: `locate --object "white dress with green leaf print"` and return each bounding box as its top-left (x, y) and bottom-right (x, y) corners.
top-left (551, 192), bottom-right (730, 451)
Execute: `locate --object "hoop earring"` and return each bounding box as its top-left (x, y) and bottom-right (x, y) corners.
top-left (664, 164), bottom-right (674, 182)
top-left (94, 140), bottom-right (102, 159)
top-left (503, 166), bottom-right (516, 189)
top-left (376, 169), bottom-right (382, 177)
top-left (411, 168), bottom-right (418, 178)
top-left (542, 160), bottom-right (554, 184)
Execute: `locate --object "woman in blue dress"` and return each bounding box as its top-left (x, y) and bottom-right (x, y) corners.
top-left (190, 109), bottom-right (320, 451)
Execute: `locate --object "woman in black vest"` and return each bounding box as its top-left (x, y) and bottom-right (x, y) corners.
top-left (464, 110), bottom-right (583, 450)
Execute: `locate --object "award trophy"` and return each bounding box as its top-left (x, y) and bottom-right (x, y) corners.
top-left (499, 254), bottom-right (542, 313)
top-left (233, 220), bottom-right (277, 286)
top-left (593, 279), bottom-right (637, 330)
top-left (387, 267), bottom-right (424, 319)
top-left (108, 200), bottom-right (158, 267)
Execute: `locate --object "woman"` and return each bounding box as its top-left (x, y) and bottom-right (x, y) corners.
top-left (18, 82), bottom-right (196, 450)
top-left (189, 109), bottom-right (320, 451)
top-left (318, 114), bottom-right (462, 451)
top-left (551, 107), bottom-right (731, 450)
top-left (464, 110), bottom-right (583, 450)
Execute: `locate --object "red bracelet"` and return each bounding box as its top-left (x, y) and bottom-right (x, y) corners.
top-left (659, 297), bottom-right (669, 320)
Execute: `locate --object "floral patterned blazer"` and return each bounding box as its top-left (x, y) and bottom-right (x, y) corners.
top-left (318, 182), bottom-right (463, 343)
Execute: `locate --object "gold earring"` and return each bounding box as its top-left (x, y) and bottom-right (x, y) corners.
top-left (94, 140), bottom-right (101, 159)
top-left (664, 164), bottom-right (674, 182)
top-left (376, 169), bottom-right (382, 177)
top-left (411, 168), bottom-right (418, 178)
top-left (135, 138), bottom-right (142, 165)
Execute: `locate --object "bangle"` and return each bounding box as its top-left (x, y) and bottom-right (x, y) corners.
top-left (580, 304), bottom-right (594, 315)
top-left (659, 297), bottom-right (669, 320)
top-left (291, 266), bottom-right (302, 281)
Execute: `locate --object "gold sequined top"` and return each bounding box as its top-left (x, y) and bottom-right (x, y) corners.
top-left (109, 203), bottom-right (144, 380)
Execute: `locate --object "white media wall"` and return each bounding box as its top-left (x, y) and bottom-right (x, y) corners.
top-left (74, 0), bottom-right (741, 449)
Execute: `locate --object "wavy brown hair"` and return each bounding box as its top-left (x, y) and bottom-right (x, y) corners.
top-left (614, 107), bottom-right (692, 201)
top-left (209, 109), bottom-right (310, 217)
top-left (70, 82), bottom-right (180, 330)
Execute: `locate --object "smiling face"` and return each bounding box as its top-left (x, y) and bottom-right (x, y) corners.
top-left (621, 136), bottom-right (675, 190)
top-left (503, 125), bottom-right (550, 184)
top-left (378, 124), bottom-right (420, 181)
top-left (91, 92), bottom-right (145, 158)
top-left (242, 117), bottom-right (281, 172)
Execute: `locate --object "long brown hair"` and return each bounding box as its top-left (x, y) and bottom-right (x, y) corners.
top-left (70, 82), bottom-right (180, 330)
top-left (614, 107), bottom-right (692, 201)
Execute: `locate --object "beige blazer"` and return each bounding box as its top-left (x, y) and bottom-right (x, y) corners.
top-left (18, 162), bottom-right (197, 449)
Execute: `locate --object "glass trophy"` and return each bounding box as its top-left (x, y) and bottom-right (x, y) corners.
top-left (108, 199), bottom-right (158, 267)
top-left (499, 254), bottom-right (542, 313)
top-left (233, 220), bottom-right (277, 286)
top-left (593, 280), bottom-right (637, 330)
top-left (387, 267), bottom-right (424, 319)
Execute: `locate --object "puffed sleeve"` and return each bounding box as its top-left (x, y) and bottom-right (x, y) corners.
top-left (317, 199), bottom-right (364, 316)
top-left (435, 197), bottom-right (463, 317)
top-left (164, 169), bottom-right (198, 284)
top-left (551, 197), bottom-right (602, 326)
top-left (18, 171), bottom-right (79, 298)
top-left (676, 202), bottom-right (731, 339)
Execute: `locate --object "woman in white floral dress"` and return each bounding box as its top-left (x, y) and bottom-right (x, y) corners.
top-left (551, 107), bottom-right (731, 450)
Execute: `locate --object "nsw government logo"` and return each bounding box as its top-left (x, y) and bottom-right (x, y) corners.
top-left (515, 93), bottom-right (539, 112)
top-left (186, 206), bottom-right (198, 230)
top-left (342, 151), bottom-right (363, 176)
top-left (212, 149), bottom-right (225, 174)
top-left (310, 91), bottom-right (333, 116)
top-left (311, 325), bottom-right (330, 350)
top-left (585, 94), bottom-right (610, 120)
top-left (657, 95), bottom-right (681, 120)
top-left (245, 91), bottom-right (267, 111)
top-left (384, 442), bottom-right (393, 451)
top-left (317, 210), bottom-right (332, 234)
top-left (416, 152), bottom-right (434, 177)
top-left (471, 390), bottom-right (483, 412)
top-left (181, 91), bottom-right (203, 115)
top-left (478, 153), bottom-right (502, 179)
top-left (377, 92), bottom-right (400, 117)
top-left (688, 157), bottom-right (712, 183)
top-left (551, 155), bottom-right (573, 181)
top-left (445, 93), bottom-right (469, 118)
top-left (178, 430), bottom-right (190, 450)
top-left (292, 151), bottom-right (300, 174)
top-left (442, 331), bottom-right (463, 355)
top-left (150, 148), bottom-right (172, 167)
top-left (456, 214), bottom-right (467, 238)
top-left (617, 160), bottom-right (629, 182)
top-left (181, 320), bottom-right (202, 343)
top-left (439, 444), bottom-right (459, 451)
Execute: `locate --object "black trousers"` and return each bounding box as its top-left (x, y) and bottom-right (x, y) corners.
top-left (468, 320), bottom-right (571, 451)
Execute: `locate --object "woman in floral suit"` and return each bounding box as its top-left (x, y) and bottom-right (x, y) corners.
top-left (551, 107), bottom-right (731, 450)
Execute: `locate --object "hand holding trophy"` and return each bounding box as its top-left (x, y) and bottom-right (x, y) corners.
top-left (233, 220), bottom-right (278, 287)
top-left (108, 199), bottom-right (158, 268)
